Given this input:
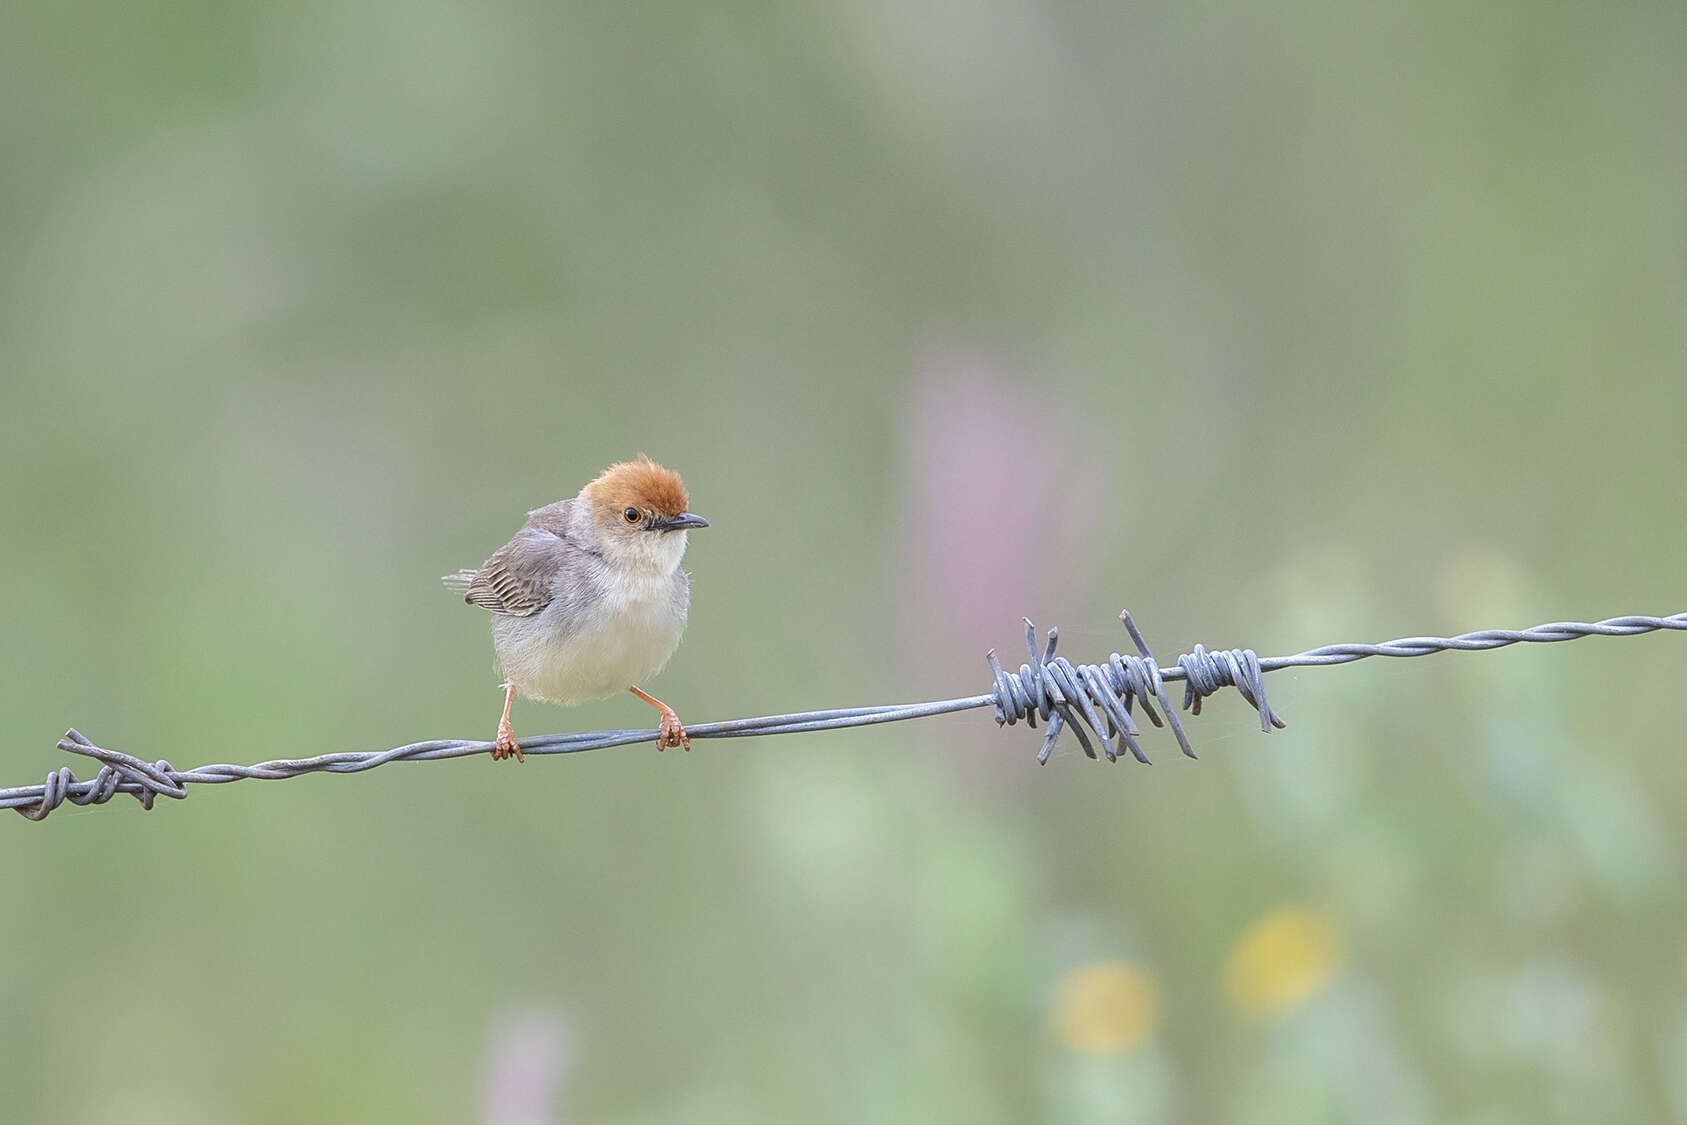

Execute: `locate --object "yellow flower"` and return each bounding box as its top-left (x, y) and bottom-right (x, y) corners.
top-left (1051, 959), bottom-right (1161, 1052)
top-left (1225, 906), bottom-right (1342, 1018)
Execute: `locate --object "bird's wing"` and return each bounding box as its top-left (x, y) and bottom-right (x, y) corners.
top-left (454, 526), bottom-right (566, 617)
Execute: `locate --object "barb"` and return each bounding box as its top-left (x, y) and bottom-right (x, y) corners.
top-left (7, 610), bottom-right (1685, 822)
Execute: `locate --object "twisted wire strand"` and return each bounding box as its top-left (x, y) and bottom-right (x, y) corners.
top-left (6, 609), bottom-right (1684, 821)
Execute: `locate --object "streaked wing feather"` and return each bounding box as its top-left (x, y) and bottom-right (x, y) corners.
top-left (460, 531), bottom-right (560, 617)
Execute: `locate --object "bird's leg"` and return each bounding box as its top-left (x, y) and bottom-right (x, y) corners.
top-left (629, 685), bottom-right (690, 751)
top-left (493, 682), bottom-right (523, 763)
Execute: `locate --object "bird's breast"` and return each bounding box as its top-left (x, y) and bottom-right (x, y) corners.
top-left (493, 566), bottom-right (688, 706)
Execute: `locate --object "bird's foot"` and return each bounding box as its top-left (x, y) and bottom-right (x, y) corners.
top-left (493, 717), bottom-right (524, 763)
top-left (629, 685), bottom-right (690, 752)
top-left (657, 707), bottom-right (690, 752)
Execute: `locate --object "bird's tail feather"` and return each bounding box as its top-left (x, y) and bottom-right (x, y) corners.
top-left (441, 569), bottom-right (476, 594)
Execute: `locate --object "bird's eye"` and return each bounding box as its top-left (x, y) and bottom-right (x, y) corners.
top-left (624, 507), bottom-right (641, 523)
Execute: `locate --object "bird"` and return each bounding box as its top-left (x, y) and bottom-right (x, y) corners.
top-left (443, 455), bottom-right (708, 762)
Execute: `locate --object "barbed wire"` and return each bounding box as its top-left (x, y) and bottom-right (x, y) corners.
top-left (7, 609), bottom-right (1684, 822)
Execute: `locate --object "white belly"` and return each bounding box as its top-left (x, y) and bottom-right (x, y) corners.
top-left (492, 574), bottom-right (686, 706)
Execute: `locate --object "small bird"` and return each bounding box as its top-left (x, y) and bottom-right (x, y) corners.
top-left (444, 456), bottom-right (708, 762)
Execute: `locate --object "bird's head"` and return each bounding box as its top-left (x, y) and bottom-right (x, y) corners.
top-left (580, 455), bottom-right (708, 573)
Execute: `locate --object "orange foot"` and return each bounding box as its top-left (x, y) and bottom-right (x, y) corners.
top-left (492, 683), bottom-right (524, 763)
top-left (657, 707), bottom-right (690, 752)
top-left (630, 685), bottom-right (690, 752)
top-left (493, 718), bottom-right (524, 763)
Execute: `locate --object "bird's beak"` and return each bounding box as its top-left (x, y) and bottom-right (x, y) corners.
top-left (657, 512), bottom-right (709, 532)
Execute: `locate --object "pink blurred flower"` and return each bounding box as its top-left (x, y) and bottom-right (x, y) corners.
top-left (482, 1007), bottom-right (572, 1125)
top-left (900, 344), bottom-right (1101, 727)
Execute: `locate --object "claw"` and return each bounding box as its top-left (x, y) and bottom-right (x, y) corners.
top-left (658, 709), bottom-right (690, 752)
top-left (494, 718), bottom-right (524, 763)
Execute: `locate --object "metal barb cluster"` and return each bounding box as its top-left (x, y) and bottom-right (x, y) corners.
top-left (14, 729), bottom-right (185, 821)
top-left (1177, 645), bottom-right (1287, 730)
top-left (6, 609), bottom-right (1685, 822)
top-left (987, 611), bottom-right (1281, 765)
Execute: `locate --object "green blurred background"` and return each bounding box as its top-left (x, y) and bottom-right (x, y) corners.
top-left (4, 2), bottom-right (1686, 1122)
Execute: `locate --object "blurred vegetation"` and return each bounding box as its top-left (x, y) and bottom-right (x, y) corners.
top-left (3, 2), bottom-right (1686, 1122)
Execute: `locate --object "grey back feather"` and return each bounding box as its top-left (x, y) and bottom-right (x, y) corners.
top-left (444, 499), bottom-right (584, 618)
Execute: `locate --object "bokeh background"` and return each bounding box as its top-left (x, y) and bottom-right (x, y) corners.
top-left (4, 2), bottom-right (1686, 1122)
